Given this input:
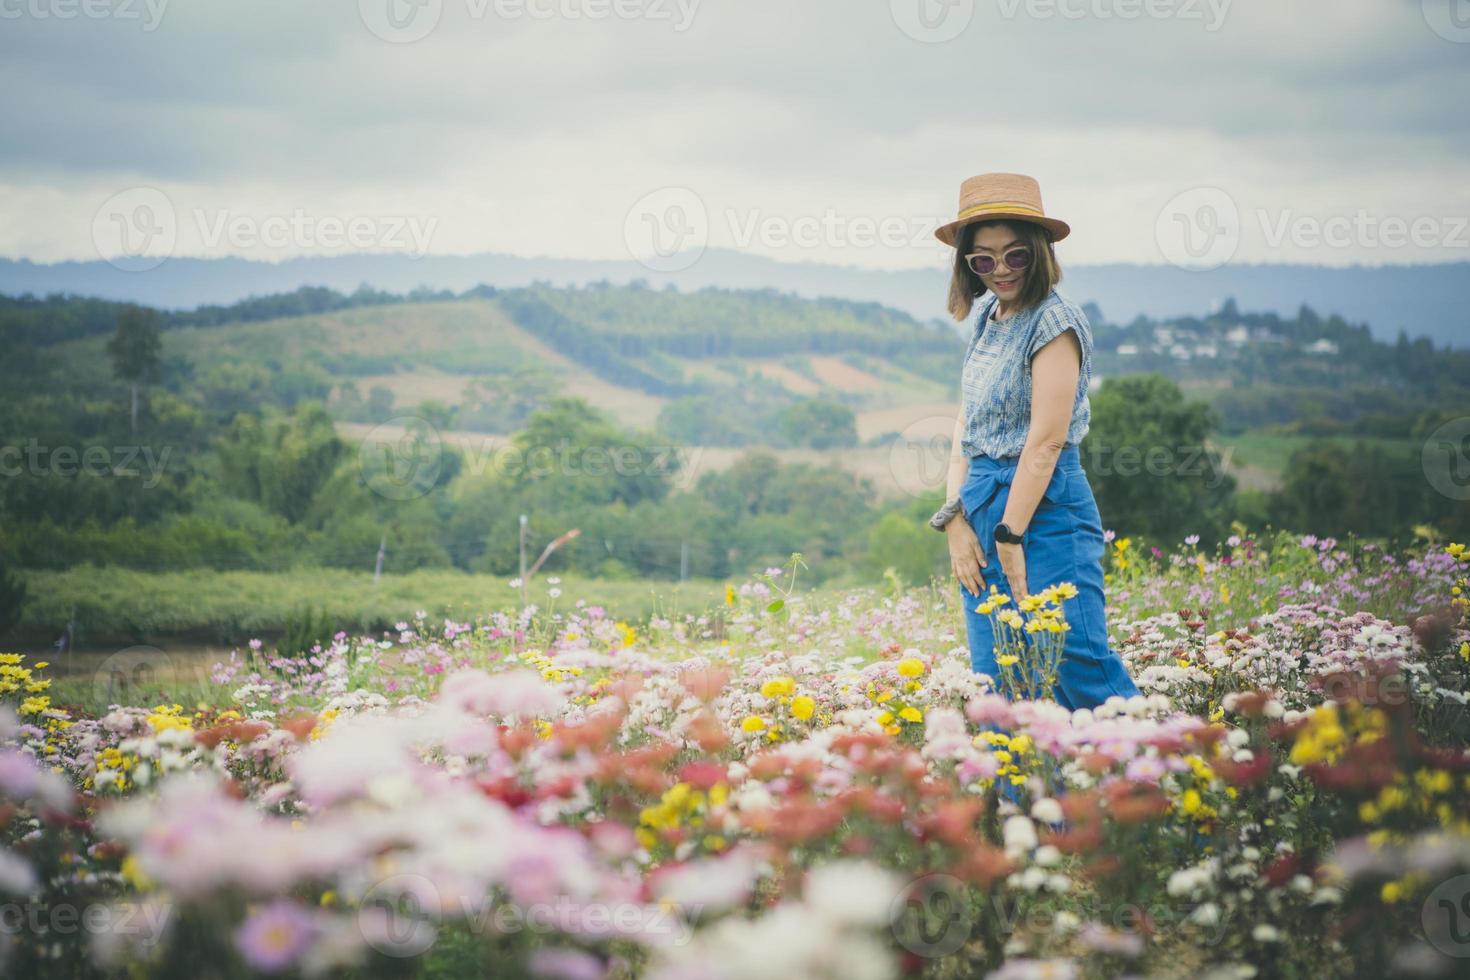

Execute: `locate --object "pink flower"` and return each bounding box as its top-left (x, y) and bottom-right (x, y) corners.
top-left (234, 900), bottom-right (315, 972)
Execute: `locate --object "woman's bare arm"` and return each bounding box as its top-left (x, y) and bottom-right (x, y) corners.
top-left (1002, 330), bottom-right (1083, 533)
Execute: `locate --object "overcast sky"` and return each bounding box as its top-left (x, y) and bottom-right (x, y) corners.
top-left (3, 0), bottom-right (1468, 272)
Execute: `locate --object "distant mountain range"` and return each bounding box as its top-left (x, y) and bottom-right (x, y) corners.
top-left (2, 251), bottom-right (1465, 348)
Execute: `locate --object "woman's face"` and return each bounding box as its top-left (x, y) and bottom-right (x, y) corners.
top-left (968, 223), bottom-right (1029, 303)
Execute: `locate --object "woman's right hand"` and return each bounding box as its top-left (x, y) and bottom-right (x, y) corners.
top-left (947, 513), bottom-right (988, 597)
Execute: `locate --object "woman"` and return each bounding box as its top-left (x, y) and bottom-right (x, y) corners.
top-left (927, 173), bottom-right (1139, 710)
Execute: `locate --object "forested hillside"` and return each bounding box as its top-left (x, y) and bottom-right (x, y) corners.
top-left (1, 282), bottom-right (1466, 647)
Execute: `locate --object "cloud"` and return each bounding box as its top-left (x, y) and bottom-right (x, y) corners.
top-left (1, 0), bottom-right (1466, 267)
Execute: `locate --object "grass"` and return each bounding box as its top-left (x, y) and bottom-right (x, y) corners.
top-left (20, 565), bottom-right (739, 650)
top-left (1215, 430), bottom-right (1417, 477)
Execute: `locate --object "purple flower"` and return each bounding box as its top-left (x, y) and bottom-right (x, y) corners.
top-left (234, 900), bottom-right (315, 973)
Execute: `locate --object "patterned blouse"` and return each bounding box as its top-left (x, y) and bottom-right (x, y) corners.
top-left (959, 287), bottom-right (1094, 459)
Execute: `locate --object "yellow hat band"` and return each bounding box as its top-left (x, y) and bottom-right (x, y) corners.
top-left (957, 201), bottom-right (1045, 219)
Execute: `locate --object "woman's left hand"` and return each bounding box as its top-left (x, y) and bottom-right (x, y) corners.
top-left (997, 541), bottom-right (1028, 600)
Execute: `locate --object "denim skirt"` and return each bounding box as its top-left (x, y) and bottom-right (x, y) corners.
top-left (957, 445), bottom-right (1140, 710)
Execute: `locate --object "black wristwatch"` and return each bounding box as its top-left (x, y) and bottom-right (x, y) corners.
top-left (993, 521), bottom-right (1025, 545)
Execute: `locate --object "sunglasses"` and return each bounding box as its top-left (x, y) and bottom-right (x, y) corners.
top-left (965, 246), bottom-right (1033, 278)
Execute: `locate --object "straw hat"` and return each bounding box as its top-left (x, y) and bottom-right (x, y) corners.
top-left (933, 172), bottom-right (1070, 247)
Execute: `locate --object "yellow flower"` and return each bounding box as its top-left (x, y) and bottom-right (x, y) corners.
top-left (790, 695), bottom-right (815, 721)
top-left (898, 706), bottom-right (923, 723)
top-left (121, 855), bottom-right (154, 891)
top-left (896, 658), bottom-right (925, 678)
top-left (725, 584), bottom-right (736, 606)
top-left (761, 676), bottom-right (796, 699)
top-left (996, 654), bottom-right (1020, 668)
top-left (1380, 881), bottom-right (1404, 903)
top-left (741, 716), bottom-right (767, 733)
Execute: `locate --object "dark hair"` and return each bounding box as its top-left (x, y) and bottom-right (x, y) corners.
top-left (946, 219), bottom-right (1062, 321)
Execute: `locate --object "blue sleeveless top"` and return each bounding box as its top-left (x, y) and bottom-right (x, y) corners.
top-left (959, 287), bottom-right (1093, 459)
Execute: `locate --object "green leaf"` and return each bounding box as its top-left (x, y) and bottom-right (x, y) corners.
top-left (766, 599), bottom-right (785, 613)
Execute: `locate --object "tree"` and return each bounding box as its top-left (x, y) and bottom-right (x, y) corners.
top-left (106, 305), bottom-right (162, 432)
top-left (217, 403), bottom-right (348, 524)
top-left (775, 399), bottom-right (858, 449)
top-left (1084, 374), bottom-right (1236, 546)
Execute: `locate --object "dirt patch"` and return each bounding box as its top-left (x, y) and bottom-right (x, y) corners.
top-left (809, 355), bottom-right (884, 391)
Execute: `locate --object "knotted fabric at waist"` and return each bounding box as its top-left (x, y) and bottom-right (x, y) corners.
top-left (958, 445), bottom-right (1083, 526)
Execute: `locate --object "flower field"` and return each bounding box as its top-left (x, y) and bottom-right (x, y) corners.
top-left (4, 532), bottom-right (1470, 979)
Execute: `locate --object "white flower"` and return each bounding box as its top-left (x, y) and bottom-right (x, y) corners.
top-left (1035, 845), bottom-right (1063, 868)
top-left (1031, 798), bottom-right (1063, 824)
top-left (1189, 902), bottom-right (1220, 927)
top-left (803, 861), bottom-right (904, 928)
top-left (1310, 886), bottom-right (1343, 906)
top-left (1003, 815), bottom-right (1038, 854)
top-left (1252, 924), bottom-right (1281, 943)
